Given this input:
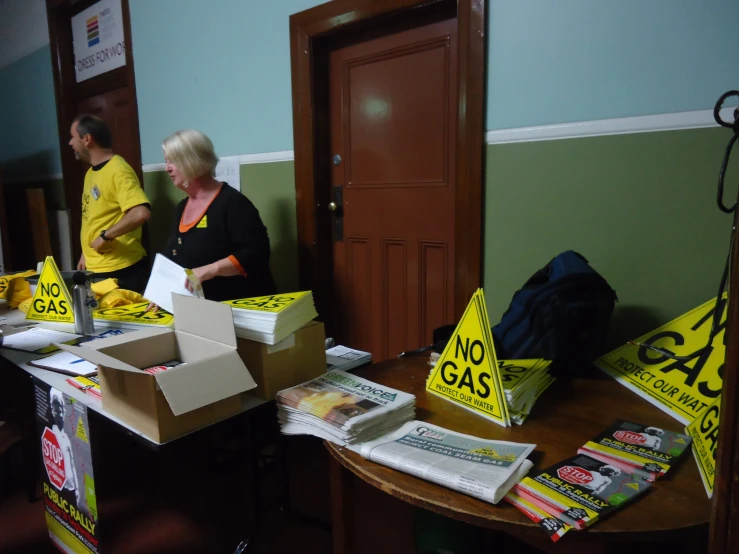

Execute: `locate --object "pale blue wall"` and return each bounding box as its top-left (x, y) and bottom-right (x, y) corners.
top-left (130, 0), bottom-right (739, 164)
top-left (487, 0), bottom-right (739, 130)
top-left (129, 0), bottom-right (324, 165)
top-left (0, 45), bottom-right (62, 180)
top-left (3, 1), bottom-right (738, 170)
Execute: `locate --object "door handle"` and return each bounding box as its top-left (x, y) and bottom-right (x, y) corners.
top-left (330, 186), bottom-right (343, 242)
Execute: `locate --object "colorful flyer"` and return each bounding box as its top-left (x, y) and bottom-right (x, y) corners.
top-left (34, 379), bottom-right (100, 553)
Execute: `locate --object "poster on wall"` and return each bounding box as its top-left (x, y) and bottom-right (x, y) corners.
top-left (34, 379), bottom-right (100, 554)
top-left (72, 0), bottom-right (126, 83)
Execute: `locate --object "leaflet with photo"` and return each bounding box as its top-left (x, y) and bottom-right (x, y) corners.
top-left (513, 453), bottom-right (651, 530)
top-left (578, 420), bottom-right (692, 482)
top-left (505, 490), bottom-right (571, 543)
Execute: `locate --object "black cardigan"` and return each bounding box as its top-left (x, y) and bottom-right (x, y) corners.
top-left (163, 184), bottom-right (276, 301)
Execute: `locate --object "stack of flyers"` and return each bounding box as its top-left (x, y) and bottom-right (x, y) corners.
top-left (224, 291), bottom-right (318, 345)
top-left (498, 359), bottom-right (555, 425)
top-left (66, 375), bottom-right (102, 398)
top-left (512, 453), bottom-right (651, 530)
top-left (578, 420), bottom-right (692, 482)
top-left (505, 490), bottom-right (572, 542)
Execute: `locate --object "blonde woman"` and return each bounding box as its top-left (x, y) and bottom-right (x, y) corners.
top-left (161, 129), bottom-right (275, 301)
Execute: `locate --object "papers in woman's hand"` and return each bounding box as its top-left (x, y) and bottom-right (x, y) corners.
top-left (143, 254), bottom-right (196, 314)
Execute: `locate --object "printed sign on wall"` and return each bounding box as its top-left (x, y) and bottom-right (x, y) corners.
top-left (72, 0), bottom-right (126, 82)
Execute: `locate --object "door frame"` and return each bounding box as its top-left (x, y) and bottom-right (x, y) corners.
top-left (46, 0), bottom-right (143, 263)
top-left (709, 206), bottom-right (739, 552)
top-left (290, 0), bottom-right (486, 333)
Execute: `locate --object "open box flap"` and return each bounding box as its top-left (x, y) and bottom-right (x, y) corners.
top-left (153, 350), bottom-right (256, 415)
top-left (172, 294), bottom-right (237, 348)
top-left (57, 343), bottom-right (142, 374)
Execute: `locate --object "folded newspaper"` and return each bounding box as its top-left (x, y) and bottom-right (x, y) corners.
top-left (351, 421), bottom-right (535, 504)
top-left (277, 370), bottom-right (415, 446)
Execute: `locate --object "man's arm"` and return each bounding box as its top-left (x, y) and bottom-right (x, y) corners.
top-left (91, 205), bottom-right (150, 254)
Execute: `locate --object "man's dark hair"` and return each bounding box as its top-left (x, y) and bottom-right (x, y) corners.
top-left (73, 114), bottom-right (113, 149)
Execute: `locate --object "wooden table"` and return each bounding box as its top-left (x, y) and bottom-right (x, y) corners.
top-left (326, 358), bottom-right (710, 554)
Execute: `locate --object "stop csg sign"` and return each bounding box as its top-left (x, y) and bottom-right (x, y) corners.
top-left (557, 466), bottom-right (593, 486)
top-left (41, 427), bottom-right (67, 490)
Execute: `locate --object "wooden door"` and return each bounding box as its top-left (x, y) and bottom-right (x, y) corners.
top-left (77, 87), bottom-right (139, 172)
top-left (329, 19), bottom-right (458, 362)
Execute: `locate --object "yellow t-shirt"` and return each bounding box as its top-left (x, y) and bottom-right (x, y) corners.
top-left (81, 155), bottom-right (150, 273)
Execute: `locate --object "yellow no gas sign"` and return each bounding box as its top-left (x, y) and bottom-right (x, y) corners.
top-left (596, 297), bottom-right (725, 425)
top-left (426, 289), bottom-right (509, 426)
top-left (26, 257), bottom-right (75, 324)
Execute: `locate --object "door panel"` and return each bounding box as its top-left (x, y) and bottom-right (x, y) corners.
top-left (330, 18), bottom-right (458, 362)
top-left (77, 87), bottom-right (137, 170)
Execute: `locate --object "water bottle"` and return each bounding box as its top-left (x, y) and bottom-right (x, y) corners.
top-left (72, 272), bottom-right (96, 335)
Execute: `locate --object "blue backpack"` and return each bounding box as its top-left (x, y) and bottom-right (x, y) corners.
top-left (491, 251), bottom-right (617, 368)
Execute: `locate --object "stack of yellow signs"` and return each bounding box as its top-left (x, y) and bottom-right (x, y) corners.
top-left (93, 302), bottom-right (174, 330)
top-left (25, 257), bottom-right (74, 324)
top-left (425, 289), bottom-right (510, 427)
top-left (499, 359), bottom-right (555, 425)
top-left (223, 291), bottom-right (318, 345)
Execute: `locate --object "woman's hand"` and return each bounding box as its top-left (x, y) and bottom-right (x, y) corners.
top-left (184, 264), bottom-right (216, 293)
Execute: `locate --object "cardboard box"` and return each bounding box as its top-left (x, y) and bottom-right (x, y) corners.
top-left (236, 320), bottom-right (326, 400)
top-left (61, 294), bottom-right (257, 443)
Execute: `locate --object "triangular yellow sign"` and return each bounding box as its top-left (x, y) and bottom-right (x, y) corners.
top-left (76, 416), bottom-right (89, 444)
top-left (26, 257), bottom-right (75, 323)
top-left (426, 289), bottom-right (510, 426)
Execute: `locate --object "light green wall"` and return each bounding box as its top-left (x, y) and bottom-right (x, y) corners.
top-left (484, 127), bottom-right (736, 347)
top-left (142, 161), bottom-right (298, 293)
top-left (142, 126), bottom-right (733, 346)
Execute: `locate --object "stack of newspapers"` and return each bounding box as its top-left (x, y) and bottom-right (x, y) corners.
top-left (429, 354), bottom-right (554, 425)
top-left (277, 370), bottom-right (415, 446)
top-left (497, 359), bottom-right (555, 424)
top-left (351, 421), bottom-right (536, 505)
top-left (223, 291), bottom-right (318, 345)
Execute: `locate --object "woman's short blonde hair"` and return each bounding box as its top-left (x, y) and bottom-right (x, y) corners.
top-left (162, 129), bottom-right (219, 180)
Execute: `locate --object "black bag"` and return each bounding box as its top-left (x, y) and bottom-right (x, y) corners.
top-left (491, 250), bottom-right (617, 369)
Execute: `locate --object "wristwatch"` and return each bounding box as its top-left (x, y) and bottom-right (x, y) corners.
top-left (100, 229), bottom-right (114, 242)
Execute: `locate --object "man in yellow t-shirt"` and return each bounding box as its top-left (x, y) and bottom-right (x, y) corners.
top-left (69, 115), bottom-right (151, 292)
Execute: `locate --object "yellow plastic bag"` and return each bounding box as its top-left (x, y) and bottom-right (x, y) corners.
top-left (0, 270), bottom-right (35, 301)
top-left (98, 288), bottom-right (146, 308)
top-left (91, 278), bottom-right (119, 299)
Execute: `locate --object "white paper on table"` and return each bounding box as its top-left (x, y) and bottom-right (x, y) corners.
top-left (214, 156), bottom-right (240, 191)
top-left (2, 327), bottom-right (82, 353)
top-left (32, 351), bottom-right (98, 376)
top-left (143, 254), bottom-right (194, 314)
